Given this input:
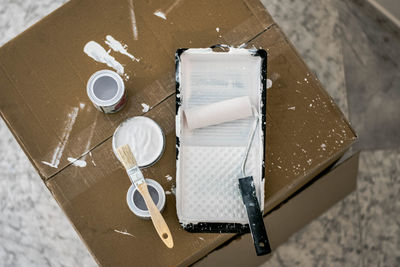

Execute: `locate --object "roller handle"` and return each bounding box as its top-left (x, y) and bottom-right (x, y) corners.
top-left (137, 182), bottom-right (174, 248)
top-left (239, 176), bottom-right (271, 256)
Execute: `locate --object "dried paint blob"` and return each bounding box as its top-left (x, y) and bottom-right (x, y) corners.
top-left (112, 116), bottom-right (165, 167)
top-left (266, 79), bottom-right (272, 89)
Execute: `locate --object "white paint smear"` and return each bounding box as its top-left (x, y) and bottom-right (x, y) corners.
top-left (266, 78), bottom-right (273, 89)
top-left (114, 229), bottom-right (135, 237)
top-left (216, 27), bottom-right (220, 32)
top-left (105, 35), bottom-right (139, 62)
top-left (67, 157), bottom-right (87, 167)
top-left (153, 11), bottom-right (167, 20)
top-left (165, 174), bottom-right (173, 181)
top-left (288, 106), bottom-right (296, 111)
top-left (128, 0), bottom-right (138, 40)
top-left (165, 0), bottom-right (183, 14)
top-left (42, 107), bottom-right (79, 168)
top-left (84, 41), bottom-right (124, 75)
top-left (83, 113), bottom-right (98, 159)
top-left (79, 103), bottom-right (85, 109)
top-left (141, 103), bottom-right (150, 112)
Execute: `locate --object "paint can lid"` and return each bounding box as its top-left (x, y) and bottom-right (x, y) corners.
top-left (87, 69), bottom-right (125, 107)
top-left (126, 179), bottom-right (166, 219)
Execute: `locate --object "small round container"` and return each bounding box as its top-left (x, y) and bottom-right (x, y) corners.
top-left (126, 179), bottom-right (166, 219)
top-left (112, 116), bottom-right (165, 168)
top-left (87, 69), bottom-right (126, 113)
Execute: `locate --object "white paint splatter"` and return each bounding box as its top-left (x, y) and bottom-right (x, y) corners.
top-left (141, 103), bottom-right (150, 112)
top-left (154, 11), bottom-right (167, 20)
top-left (288, 106), bottom-right (296, 111)
top-left (128, 0), bottom-right (138, 40)
top-left (114, 229), bottom-right (135, 237)
top-left (216, 27), bottom-right (220, 32)
top-left (321, 143), bottom-right (326, 150)
top-left (198, 237), bottom-right (205, 241)
top-left (42, 107), bottom-right (79, 168)
top-left (266, 78), bottom-right (272, 89)
top-left (79, 103), bottom-right (85, 109)
top-left (67, 157), bottom-right (87, 167)
top-left (171, 185), bottom-right (176, 195)
top-left (84, 41), bottom-right (124, 75)
top-left (165, 174), bottom-right (173, 181)
top-left (104, 35), bottom-right (139, 62)
top-left (307, 159), bottom-right (312, 165)
top-left (165, 0), bottom-right (183, 15)
top-left (165, 191), bottom-right (171, 195)
top-left (41, 161), bottom-right (57, 168)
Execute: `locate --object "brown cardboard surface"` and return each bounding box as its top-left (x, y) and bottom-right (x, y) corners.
top-left (195, 152), bottom-right (359, 267)
top-left (0, 0), bottom-right (358, 266)
top-left (252, 26), bottom-right (357, 212)
top-left (45, 23), bottom-right (357, 264)
top-left (0, 0), bottom-right (273, 179)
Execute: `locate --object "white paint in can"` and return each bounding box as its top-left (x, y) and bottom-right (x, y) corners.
top-left (86, 70), bottom-right (127, 113)
top-left (112, 116), bottom-right (165, 168)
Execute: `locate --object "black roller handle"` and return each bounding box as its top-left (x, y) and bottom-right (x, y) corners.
top-left (238, 176), bottom-right (271, 256)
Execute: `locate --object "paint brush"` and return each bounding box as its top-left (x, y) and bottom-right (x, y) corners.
top-left (116, 144), bottom-right (174, 248)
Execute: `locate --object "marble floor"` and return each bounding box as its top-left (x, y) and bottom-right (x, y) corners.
top-left (0, 0), bottom-right (399, 266)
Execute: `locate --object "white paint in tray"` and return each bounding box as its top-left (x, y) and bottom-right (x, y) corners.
top-left (176, 48), bottom-right (265, 225)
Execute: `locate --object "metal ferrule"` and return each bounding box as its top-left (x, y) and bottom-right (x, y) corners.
top-left (126, 166), bottom-right (145, 185)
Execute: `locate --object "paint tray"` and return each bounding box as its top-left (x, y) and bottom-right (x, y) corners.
top-left (175, 46), bottom-right (267, 233)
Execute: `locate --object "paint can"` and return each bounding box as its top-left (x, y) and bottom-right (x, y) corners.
top-left (86, 69), bottom-right (126, 113)
top-left (112, 116), bottom-right (165, 168)
top-left (126, 179), bottom-right (166, 219)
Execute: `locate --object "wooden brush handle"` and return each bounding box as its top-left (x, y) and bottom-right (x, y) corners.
top-left (137, 182), bottom-right (174, 248)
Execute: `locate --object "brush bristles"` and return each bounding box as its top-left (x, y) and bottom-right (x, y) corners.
top-left (116, 145), bottom-right (138, 169)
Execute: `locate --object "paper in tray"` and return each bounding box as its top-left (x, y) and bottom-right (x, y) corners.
top-left (175, 46), bottom-right (267, 233)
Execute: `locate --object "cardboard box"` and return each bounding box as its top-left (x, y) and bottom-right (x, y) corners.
top-left (0, 0), bottom-right (357, 266)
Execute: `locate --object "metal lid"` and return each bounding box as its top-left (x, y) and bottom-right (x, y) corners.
top-left (126, 179), bottom-right (166, 219)
top-left (87, 69), bottom-right (125, 106)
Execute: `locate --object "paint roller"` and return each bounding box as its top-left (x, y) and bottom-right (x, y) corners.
top-left (184, 96), bottom-right (253, 130)
top-left (184, 96), bottom-right (271, 256)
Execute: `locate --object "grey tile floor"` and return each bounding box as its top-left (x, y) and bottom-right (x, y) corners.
top-left (0, 0), bottom-right (399, 266)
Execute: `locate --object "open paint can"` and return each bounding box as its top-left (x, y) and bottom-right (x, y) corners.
top-left (126, 179), bottom-right (166, 219)
top-left (86, 69), bottom-right (127, 113)
top-left (112, 116), bottom-right (165, 168)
